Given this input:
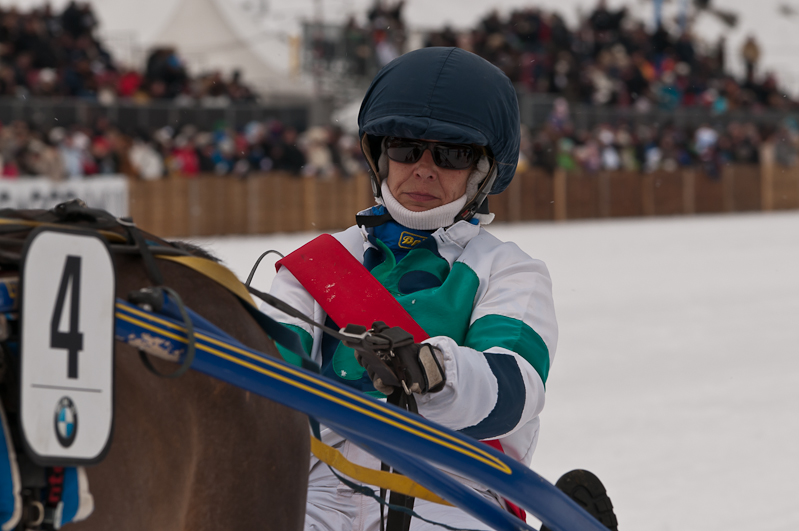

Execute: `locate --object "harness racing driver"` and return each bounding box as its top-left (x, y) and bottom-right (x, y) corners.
top-left (261, 47), bottom-right (614, 531)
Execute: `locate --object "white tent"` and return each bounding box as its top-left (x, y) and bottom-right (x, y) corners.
top-left (83, 0), bottom-right (312, 99)
top-left (144, 0), bottom-right (312, 98)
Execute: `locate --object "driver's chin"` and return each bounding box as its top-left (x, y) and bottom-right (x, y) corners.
top-left (398, 195), bottom-right (443, 211)
top-left (405, 203), bottom-right (437, 212)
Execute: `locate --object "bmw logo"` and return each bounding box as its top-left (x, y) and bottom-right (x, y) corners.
top-left (54, 397), bottom-right (78, 448)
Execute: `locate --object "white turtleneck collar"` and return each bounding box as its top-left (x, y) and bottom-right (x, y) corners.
top-left (379, 181), bottom-right (467, 231)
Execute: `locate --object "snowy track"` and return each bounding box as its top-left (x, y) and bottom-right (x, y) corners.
top-left (193, 211), bottom-right (799, 531)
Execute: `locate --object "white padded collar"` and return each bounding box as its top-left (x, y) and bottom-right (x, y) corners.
top-left (380, 181), bottom-right (467, 230)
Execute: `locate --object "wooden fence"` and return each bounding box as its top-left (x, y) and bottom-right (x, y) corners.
top-left (129, 172), bottom-right (374, 238)
top-left (128, 163), bottom-right (799, 238)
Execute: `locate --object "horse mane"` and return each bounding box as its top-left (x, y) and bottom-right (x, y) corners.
top-left (169, 240), bottom-right (221, 263)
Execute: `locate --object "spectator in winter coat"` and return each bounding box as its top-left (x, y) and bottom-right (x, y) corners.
top-left (741, 35), bottom-right (761, 81)
top-left (128, 137), bottom-right (164, 180)
top-left (261, 48), bottom-right (558, 530)
top-left (271, 128), bottom-right (306, 174)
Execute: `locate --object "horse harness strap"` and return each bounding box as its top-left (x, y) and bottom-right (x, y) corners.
top-left (381, 391), bottom-right (419, 531)
top-left (117, 218), bottom-right (164, 287)
top-left (308, 437), bottom-right (450, 506)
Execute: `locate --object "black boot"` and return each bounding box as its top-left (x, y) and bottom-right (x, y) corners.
top-left (540, 469), bottom-right (618, 531)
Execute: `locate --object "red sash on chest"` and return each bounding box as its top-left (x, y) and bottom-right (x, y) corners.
top-left (276, 233), bottom-right (526, 521)
top-left (276, 233), bottom-right (428, 341)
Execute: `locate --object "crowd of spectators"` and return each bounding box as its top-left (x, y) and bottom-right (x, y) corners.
top-left (2, 109), bottom-right (795, 181)
top-left (425, 0), bottom-right (790, 112)
top-left (0, 2), bottom-right (257, 104)
top-left (0, 117), bottom-right (367, 180)
top-left (310, 0), bottom-right (407, 79)
top-left (313, 0), bottom-right (407, 78)
top-left (522, 98), bottom-right (790, 178)
top-left (347, 1), bottom-right (404, 72)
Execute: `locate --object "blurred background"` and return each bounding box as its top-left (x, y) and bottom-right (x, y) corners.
top-left (0, 0), bottom-right (798, 230)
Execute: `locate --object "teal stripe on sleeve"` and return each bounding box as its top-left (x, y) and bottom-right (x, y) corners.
top-left (275, 323), bottom-right (314, 368)
top-left (464, 314), bottom-right (550, 384)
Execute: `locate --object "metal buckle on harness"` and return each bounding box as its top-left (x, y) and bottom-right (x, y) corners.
top-left (338, 324), bottom-right (370, 345)
top-left (338, 323), bottom-right (395, 355)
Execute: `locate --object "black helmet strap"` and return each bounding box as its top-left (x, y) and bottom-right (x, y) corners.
top-left (455, 161), bottom-right (498, 223)
top-left (360, 133), bottom-right (383, 199)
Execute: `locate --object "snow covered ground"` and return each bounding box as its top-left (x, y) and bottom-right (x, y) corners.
top-left (193, 210), bottom-right (799, 531)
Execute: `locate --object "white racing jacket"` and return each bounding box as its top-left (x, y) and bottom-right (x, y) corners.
top-left (261, 217), bottom-right (557, 467)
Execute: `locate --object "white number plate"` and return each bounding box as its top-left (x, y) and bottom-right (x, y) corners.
top-left (20, 228), bottom-right (115, 465)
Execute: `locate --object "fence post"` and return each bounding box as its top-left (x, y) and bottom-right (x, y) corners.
top-left (127, 178), bottom-right (145, 228)
top-left (641, 173), bottom-right (655, 216)
top-left (682, 170), bottom-right (695, 214)
top-left (149, 180), bottom-right (168, 236)
top-left (168, 177), bottom-right (190, 237)
top-left (228, 177), bottom-right (247, 234)
top-left (722, 165), bottom-right (735, 212)
top-left (188, 179), bottom-right (201, 236)
top-left (760, 143), bottom-right (775, 211)
top-left (247, 176), bottom-right (260, 234)
top-left (303, 177), bottom-right (317, 231)
top-left (553, 169), bottom-right (567, 220)
top-left (598, 172), bottom-right (611, 218)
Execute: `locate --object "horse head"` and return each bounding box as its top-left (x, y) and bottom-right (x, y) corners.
top-left (0, 200), bottom-right (309, 531)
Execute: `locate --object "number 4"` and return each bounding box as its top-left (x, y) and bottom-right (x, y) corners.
top-left (50, 255), bottom-right (84, 379)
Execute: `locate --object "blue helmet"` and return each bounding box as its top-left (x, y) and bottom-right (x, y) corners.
top-left (358, 47), bottom-right (521, 219)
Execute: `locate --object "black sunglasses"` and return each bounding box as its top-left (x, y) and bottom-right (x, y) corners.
top-left (385, 137), bottom-right (480, 170)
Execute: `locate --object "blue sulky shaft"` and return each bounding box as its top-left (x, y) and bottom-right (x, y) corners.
top-left (329, 422), bottom-right (534, 531)
top-left (137, 290), bottom-right (532, 530)
top-left (115, 298), bottom-right (605, 531)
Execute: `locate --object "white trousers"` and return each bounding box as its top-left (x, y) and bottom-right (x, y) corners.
top-left (304, 440), bottom-right (501, 531)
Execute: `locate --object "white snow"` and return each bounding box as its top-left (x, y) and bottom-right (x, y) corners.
top-left (192, 210), bottom-right (799, 531)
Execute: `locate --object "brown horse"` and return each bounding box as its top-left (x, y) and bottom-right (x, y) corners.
top-left (1, 206), bottom-right (309, 531)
